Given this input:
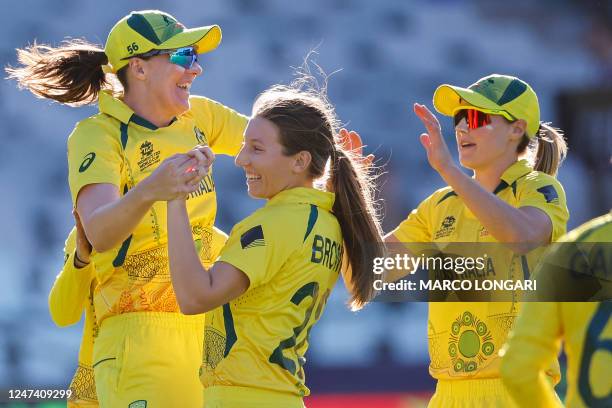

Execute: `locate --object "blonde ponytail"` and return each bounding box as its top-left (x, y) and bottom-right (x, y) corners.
top-left (533, 123), bottom-right (568, 176)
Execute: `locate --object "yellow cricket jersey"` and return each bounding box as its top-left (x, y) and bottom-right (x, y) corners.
top-left (390, 159), bottom-right (569, 381)
top-left (49, 228), bottom-right (98, 405)
top-left (203, 187), bottom-right (343, 401)
top-left (501, 212), bottom-right (612, 408)
top-left (67, 90), bottom-right (247, 323)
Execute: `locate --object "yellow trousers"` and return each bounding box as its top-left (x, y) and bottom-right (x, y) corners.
top-left (93, 312), bottom-right (204, 408)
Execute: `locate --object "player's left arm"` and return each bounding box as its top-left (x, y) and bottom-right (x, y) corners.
top-left (167, 199), bottom-right (249, 314)
top-left (500, 302), bottom-right (564, 408)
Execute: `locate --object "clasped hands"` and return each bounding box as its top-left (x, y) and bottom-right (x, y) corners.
top-left (143, 145), bottom-right (215, 202)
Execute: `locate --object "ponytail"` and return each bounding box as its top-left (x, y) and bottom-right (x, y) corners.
top-left (533, 123), bottom-right (567, 176)
top-left (517, 122), bottom-right (567, 177)
top-left (5, 39), bottom-right (116, 106)
top-left (330, 148), bottom-right (385, 310)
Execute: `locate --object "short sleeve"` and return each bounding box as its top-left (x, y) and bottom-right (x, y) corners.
top-left (390, 193), bottom-right (436, 243)
top-left (67, 120), bottom-right (123, 206)
top-left (190, 96), bottom-right (248, 156)
top-left (218, 215), bottom-right (293, 289)
top-left (210, 226), bottom-right (229, 261)
top-left (516, 174), bottom-right (569, 241)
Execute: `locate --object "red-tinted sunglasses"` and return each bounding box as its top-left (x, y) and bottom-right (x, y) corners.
top-left (453, 109), bottom-right (491, 129)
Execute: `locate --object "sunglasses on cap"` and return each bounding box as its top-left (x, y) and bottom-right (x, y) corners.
top-left (125, 46), bottom-right (199, 70)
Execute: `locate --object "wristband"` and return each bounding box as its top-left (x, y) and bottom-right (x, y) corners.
top-left (73, 250), bottom-right (90, 268)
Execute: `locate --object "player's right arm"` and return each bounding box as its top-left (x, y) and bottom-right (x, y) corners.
top-left (68, 121), bottom-right (208, 252)
top-left (500, 301), bottom-right (564, 408)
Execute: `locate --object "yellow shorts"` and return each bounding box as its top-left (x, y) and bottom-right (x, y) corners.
top-left (428, 378), bottom-right (518, 408)
top-left (68, 364), bottom-right (98, 407)
top-left (93, 312), bottom-right (204, 408)
top-left (203, 386), bottom-right (304, 408)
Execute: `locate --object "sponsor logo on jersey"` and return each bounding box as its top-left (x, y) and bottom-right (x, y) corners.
top-left (137, 141), bottom-right (161, 171)
top-left (194, 126), bottom-right (208, 145)
top-left (128, 401), bottom-right (147, 408)
top-left (79, 152), bottom-right (96, 173)
top-left (435, 215), bottom-right (456, 239)
top-left (479, 226), bottom-right (489, 238)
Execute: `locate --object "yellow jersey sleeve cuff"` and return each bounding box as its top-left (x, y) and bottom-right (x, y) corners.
top-left (519, 201), bottom-right (567, 242)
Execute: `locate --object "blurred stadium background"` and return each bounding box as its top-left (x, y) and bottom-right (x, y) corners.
top-left (1, 0), bottom-right (610, 406)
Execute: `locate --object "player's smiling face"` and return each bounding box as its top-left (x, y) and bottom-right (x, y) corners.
top-left (454, 114), bottom-right (525, 171)
top-left (236, 116), bottom-right (307, 199)
top-left (140, 53), bottom-right (202, 118)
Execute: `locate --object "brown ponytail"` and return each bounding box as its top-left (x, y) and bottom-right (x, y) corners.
top-left (253, 76), bottom-right (385, 310)
top-left (5, 39), bottom-right (116, 106)
top-left (517, 122), bottom-right (568, 176)
top-left (330, 147), bottom-right (385, 310)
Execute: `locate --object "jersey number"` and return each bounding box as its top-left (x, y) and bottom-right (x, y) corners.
top-left (578, 302), bottom-right (611, 407)
top-left (269, 282), bottom-right (331, 379)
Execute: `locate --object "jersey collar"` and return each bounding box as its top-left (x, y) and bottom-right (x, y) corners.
top-left (98, 91), bottom-right (173, 131)
top-left (499, 159), bottom-right (533, 185)
top-left (266, 187), bottom-right (335, 211)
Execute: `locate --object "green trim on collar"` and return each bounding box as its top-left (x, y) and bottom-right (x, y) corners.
top-left (130, 114), bottom-right (159, 130)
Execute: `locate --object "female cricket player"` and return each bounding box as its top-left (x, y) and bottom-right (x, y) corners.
top-left (164, 81), bottom-right (386, 407)
top-left (8, 10), bottom-right (247, 407)
top-left (501, 211), bottom-right (612, 408)
top-left (386, 74), bottom-right (570, 406)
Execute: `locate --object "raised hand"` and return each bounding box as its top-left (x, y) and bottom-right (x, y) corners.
top-left (338, 128), bottom-right (374, 167)
top-left (414, 103), bottom-right (456, 175)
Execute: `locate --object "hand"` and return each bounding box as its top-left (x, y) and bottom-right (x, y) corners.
top-left (73, 209), bottom-right (92, 264)
top-left (141, 154), bottom-right (203, 202)
top-left (186, 145), bottom-right (215, 177)
top-left (414, 103), bottom-right (456, 175)
top-left (338, 128), bottom-right (374, 167)
top-left (328, 129), bottom-right (375, 191)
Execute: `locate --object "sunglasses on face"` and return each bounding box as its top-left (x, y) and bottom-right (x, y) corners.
top-left (128, 46), bottom-right (199, 69)
top-left (453, 109), bottom-right (491, 129)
